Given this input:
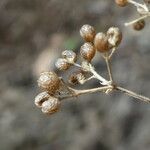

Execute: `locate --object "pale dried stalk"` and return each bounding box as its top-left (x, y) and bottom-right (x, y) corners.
top-left (62, 60), bottom-right (150, 103)
top-left (125, 14), bottom-right (150, 26)
top-left (60, 85), bottom-right (112, 100)
top-left (116, 86), bottom-right (150, 103)
top-left (104, 53), bottom-right (113, 82)
top-left (125, 0), bottom-right (150, 26)
top-left (60, 85), bottom-right (150, 103)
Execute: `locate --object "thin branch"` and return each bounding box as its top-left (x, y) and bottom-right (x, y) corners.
top-left (88, 63), bottom-right (110, 85)
top-left (116, 86), bottom-right (150, 103)
top-left (73, 63), bottom-right (82, 68)
top-left (128, 0), bottom-right (149, 11)
top-left (72, 62), bottom-right (109, 85)
top-left (104, 54), bottom-right (114, 83)
top-left (109, 47), bottom-right (117, 59)
top-left (83, 75), bottom-right (95, 83)
top-left (60, 85), bottom-right (112, 100)
top-left (125, 14), bottom-right (149, 26)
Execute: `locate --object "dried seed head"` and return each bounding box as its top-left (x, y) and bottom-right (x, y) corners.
top-left (115, 0), bottom-right (128, 7)
top-left (144, 0), bottom-right (150, 4)
top-left (55, 58), bottom-right (70, 70)
top-left (35, 92), bottom-right (50, 108)
top-left (80, 42), bottom-right (96, 62)
top-left (94, 32), bottom-right (110, 53)
top-left (38, 72), bottom-right (60, 94)
top-left (133, 20), bottom-right (145, 31)
top-left (41, 96), bottom-right (61, 115)
top-left (107, 27), bottom-right (122, 47)
top-left (68, 70), bottom-right (85, 85)
top-left (80, 24), bottom-right (96, 42)
top-left (62, 50), bottom-right (77, 63)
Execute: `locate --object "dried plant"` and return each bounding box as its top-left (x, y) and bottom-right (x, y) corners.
top-left (115, 0), bottom-right (150, 29)
top-left (35, 24), bottom-right (150, 115)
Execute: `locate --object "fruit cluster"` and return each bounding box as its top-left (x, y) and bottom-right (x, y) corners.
top-left (34, 25), bottom-right (123, 115)
top-left (34, 1), bottom-right (150, 116)
top-left (80, 25), bottom-right (122, 61)
top-left (35, 72), bottom-right (61, 114)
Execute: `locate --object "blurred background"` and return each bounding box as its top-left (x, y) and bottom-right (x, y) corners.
top-left (0, 0), bottom-right (150, 150)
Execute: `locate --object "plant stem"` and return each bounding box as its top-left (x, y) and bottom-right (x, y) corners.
top-left (116, 86), bottom-right (150, 103)
top-left (128, 0), bottom-right (148, 11)
top-left (60, 85), bottom-right (112, 100)
top-left (109, 47), bottom-right (117, 59)
top-left (104, 54), bottom-right (113, 83)
top-left (125, 14), bottom-right (150, 26)
top-left (88, 63), bottom-right (110, 85)
top-left (73, 62), bottom-right (109, 85)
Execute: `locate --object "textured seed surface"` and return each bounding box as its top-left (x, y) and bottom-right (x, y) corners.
top-left (133, 20), bottom-right (145, 31)
top-left (41, 97), bottom-right (61, 115)
top-left (55, 58), bottom-right (70, 70)
top-left (115, 0), bottom-right (128, 7)
top-left (62, 50), bottom-right (77, 63)
top-left (80, 24), bottom-right (96, 42)
top-left (80, 42), bottom-right (95, 62)
top-left (68, 70), bottom-right (85, 85)
top-left (107, 27), bottom-right (122, 47)
top-left (94, 32), bottom-right (110, 53)
top-left (35, 91), bottom-right (50, 108)
top-left (38, 72), bottom-right (60, 94)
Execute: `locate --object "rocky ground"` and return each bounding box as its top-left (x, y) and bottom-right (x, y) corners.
top-left (0, 0), bottom-right (150, 150)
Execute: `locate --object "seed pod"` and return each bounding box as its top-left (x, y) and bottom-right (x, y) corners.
top-left (94, 32), bottom-right (110, 53)
top-left (62, 50), bottom-right (77, 63)
top-left (41, 96), bottom-right (61, 115)
top-left (68, 70), bottom-right (85, 85)
top-left (38, 72), bottom-right (60, 94)
top-left (80, 42), bottom-right (96, 62)
top-left (144, 0), bottom-right (150, 4)
top-left (107, 27), bottom-right (122, 47)
top-left (80, 24), bottom-right (96, 42)
top-left (133, 20), bottom-right (145, 31)
top-left (35, 92), bottom-right (50, 108)
top-left (55, 58), bottom-right (70, 70)
top-left (115, 0), bottom-right (128, 7)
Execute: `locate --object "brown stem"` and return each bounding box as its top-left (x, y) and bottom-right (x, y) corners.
top-left (60, 85), bottom-right (112, 101)
top-left (116, 86), bottom-right (150, 103)
top-left (104, 54), bottom-right (114, 83)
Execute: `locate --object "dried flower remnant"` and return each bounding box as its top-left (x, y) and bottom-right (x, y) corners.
top-left (62, 50), bottom-right (77, 64)
top-left (94, 32), bottom-right (110, 53)
top-left (80, 24), bottom-right (96, 42)
top-left (133, 19), bottom-right (145, 31)
top-left (115, 0), bottom-right (128, 7)
top-left (38, 72), bottom-right (60, 94)
top-left (35, 91), bottom-right (50, 108)
top-left (107, 27), bottom-right (122, 47)
top-left (35, 25), bottom-right (150, 116)
top-left (41, 96), bottom-right (61, 115)
top-left (55, 58), bottom-right (71, 71)
top-left (68, 70), bottom-right (86, 85)
top-left (80, 42), bottom-right (96, 62)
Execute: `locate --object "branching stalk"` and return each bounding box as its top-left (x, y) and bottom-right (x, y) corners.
top-left (60, 85), bottom-right (112, 100)
top-left (125, 0), bottom-right (150, 26)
